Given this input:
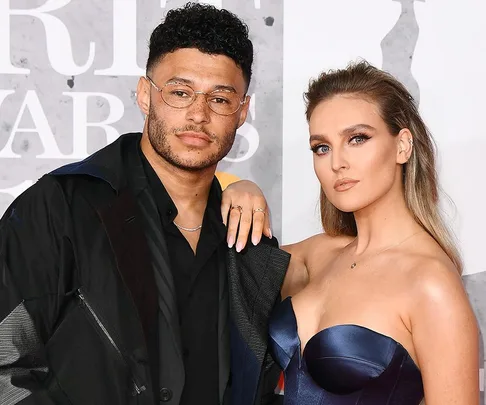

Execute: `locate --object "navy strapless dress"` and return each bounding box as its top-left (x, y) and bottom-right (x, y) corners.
top-left (268, 297), bottom-right (424, 404)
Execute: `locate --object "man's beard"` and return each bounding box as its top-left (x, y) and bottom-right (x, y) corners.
top-left (147, 103), bottom-right (237, 172)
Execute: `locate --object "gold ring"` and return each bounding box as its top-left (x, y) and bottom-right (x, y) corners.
top-left (230, 205), bottom-right (243, 214)
top-left (253, 208), bottom-right (266, 214)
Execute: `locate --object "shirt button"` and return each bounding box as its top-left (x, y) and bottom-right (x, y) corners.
top-left (160, 387), bottom-right (173, 402)
top-left (166, 208), bottom-right (173, 217)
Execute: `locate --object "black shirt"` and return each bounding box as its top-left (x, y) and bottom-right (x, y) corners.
top-left (139, 145), bottom-right (226, 405)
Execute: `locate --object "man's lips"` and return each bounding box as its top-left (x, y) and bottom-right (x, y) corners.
top-left (334, 178), bottom-right (360, 191)
top-left (176, 131), bottom-right (212, 146)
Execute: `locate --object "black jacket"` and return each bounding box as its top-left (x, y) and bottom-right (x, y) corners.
top-left (0, 133), bottom-right (290, 405)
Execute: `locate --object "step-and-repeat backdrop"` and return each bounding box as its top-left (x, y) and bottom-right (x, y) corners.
top-left (1, 0), bottom-right (485, 399)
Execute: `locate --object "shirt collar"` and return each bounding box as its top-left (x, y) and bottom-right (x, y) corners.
top-left (137, 142), bottom-right (226, 240)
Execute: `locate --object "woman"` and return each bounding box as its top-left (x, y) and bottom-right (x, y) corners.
top-left (263, 61), bottom-right (479, 404)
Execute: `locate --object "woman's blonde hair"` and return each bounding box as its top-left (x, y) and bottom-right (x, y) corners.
top-left (304, 61), bottom-right (462, 273)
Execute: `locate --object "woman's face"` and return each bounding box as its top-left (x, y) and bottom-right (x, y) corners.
top-left (309, 95), bottom-right (405, 213)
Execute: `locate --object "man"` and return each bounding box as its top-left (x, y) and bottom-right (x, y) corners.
top-left (0, 3), bottom-right (289, 405)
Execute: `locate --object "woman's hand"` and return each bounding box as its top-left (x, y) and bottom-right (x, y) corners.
top-left (221, 180), bottom-right (272, 252)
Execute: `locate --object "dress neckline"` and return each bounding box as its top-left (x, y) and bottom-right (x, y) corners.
top-left (282, 296), bottom-right (420, 371)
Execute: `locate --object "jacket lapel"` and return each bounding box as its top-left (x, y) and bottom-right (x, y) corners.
top-left (123, 138), bottom-right (184, 363)
top-left (227, 240), bottom-right (290, 405)
top-left (96, 188), bottom-right (158, 350)
top-left (136, 187), bottom-right (183, 357)
top-left (124, 142), bottom-right (186, 402)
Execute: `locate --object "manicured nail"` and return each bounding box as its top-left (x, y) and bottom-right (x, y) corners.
top-left (228, 235), bottom-right (235, 248)
top-left (268, 228), bottom-right (273, 239)
top-left (236, 242), bottom-right (243, 253)
top-left (252, 235), bottom-right (261, 246)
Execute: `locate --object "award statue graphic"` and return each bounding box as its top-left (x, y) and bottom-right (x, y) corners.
top-left (381, 0), bottom-right (424, 104)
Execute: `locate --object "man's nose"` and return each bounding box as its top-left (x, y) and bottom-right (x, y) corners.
top-left (185, 93), bottom-right (211, 124)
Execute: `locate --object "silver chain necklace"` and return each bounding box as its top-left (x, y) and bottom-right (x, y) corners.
top-left (173, 221), bottom-right (202, 232)
top-left (345, 230), bottom-right (423, 269)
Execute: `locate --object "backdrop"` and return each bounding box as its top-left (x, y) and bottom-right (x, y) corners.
top-left (1, 0), bottom-right (485, 399)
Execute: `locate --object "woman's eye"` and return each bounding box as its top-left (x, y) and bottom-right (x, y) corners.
top-left (349, 134), bottom-right (370, 145)
top-left (311, 144), bottom-right (330, 155)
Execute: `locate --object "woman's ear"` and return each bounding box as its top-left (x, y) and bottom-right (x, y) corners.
top-left (396, 128), bottom-right (414, 164)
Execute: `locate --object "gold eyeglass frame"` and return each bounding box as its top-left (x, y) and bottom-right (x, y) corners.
top-left (146, 76), bottom-right (247, 116)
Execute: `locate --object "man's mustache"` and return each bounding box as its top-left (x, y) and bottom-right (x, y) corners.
top-left (173, 125), bottom-right (216, 141)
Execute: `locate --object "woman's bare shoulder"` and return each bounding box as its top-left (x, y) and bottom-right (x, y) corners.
top-left (407, 252), bottom-right (463, 303)
top-left (402, 236), bottom-right (461, 290)
top-left (398, 238), bottom-right (467, 329)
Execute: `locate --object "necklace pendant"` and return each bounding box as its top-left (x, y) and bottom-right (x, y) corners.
top-left (350, 262), bottom-right (357, 269)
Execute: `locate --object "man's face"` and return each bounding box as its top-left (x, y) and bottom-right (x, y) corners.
top-left (137, 48), bottom-right (250, 172)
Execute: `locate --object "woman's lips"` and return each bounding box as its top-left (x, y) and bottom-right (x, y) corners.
top-left (334, 178), bottom-right (360, 191)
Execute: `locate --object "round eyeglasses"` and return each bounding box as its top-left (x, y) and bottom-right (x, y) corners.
top-left (146, 76), bottom-right (246, 116)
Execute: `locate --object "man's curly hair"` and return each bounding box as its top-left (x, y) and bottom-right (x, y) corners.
top-left (147, 2), bottom-right (253, 87)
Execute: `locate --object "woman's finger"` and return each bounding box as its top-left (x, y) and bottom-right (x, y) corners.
top-left (226, 205), bottom-right (242, 248)
top-left (235, 207), bottom-right (253, 252)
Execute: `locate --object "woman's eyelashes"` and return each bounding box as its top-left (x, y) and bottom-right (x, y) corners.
top-left (349, 133), bottom-right (371, 145)
top-left (310, 133), bottom-right (371, 156)
top-left (310, 144), bottom-right (330, 155)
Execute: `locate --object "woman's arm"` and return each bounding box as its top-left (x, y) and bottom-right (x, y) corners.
top-left (280, 242), bottom-right (310, 299)
top-left (410, 260), bottom-right (479, 405)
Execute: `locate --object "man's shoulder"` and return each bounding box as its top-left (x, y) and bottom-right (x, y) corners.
top-left (231, 235), bottom-right (290, 260)
top-left (49, 132), bottom-right (142, 191)
top-left (2, 132), bottom-right (142, 226)
top-left (230, 235), bottom-right (281, 257)
top-left (229, 236), bottom-right (290, 284)
top-left (3, 173), bottom-right (111, 222)
top-left (5, 140), bottom-right (127, 221)
top-left (5, 175), bottom-right (64, 213)
top-left (258, 235), bottom-right (279, 249)
top-left (0, 176), bottom-right (69, 236)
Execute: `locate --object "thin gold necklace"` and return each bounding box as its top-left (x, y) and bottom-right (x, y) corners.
top-left (345, 230), bottom-right (423, 269)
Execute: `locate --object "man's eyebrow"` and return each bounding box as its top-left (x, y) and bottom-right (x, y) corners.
top-left (212, 84), bottom-right (237, 93)
top-left (166, 76), bottom-right (193, 85)
top-left (166, 77), bottom-right (238, 93)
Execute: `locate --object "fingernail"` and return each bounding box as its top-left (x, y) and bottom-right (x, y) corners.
top-left (228, 236), bottom-right (235, 248)
top-left (252, 236), bottom-right (261, 246)
top-left (268, 228), bottom-right (273, 239)
top-left (236, 242), bottom-right (243, 253)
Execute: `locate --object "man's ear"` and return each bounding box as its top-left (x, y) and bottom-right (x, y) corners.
top-left (396, 128), bottom-right (414, 164)
top-left (237, 95), bottom-right (251, 128)
top-left (137, 76), bottom-right (151, 116)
